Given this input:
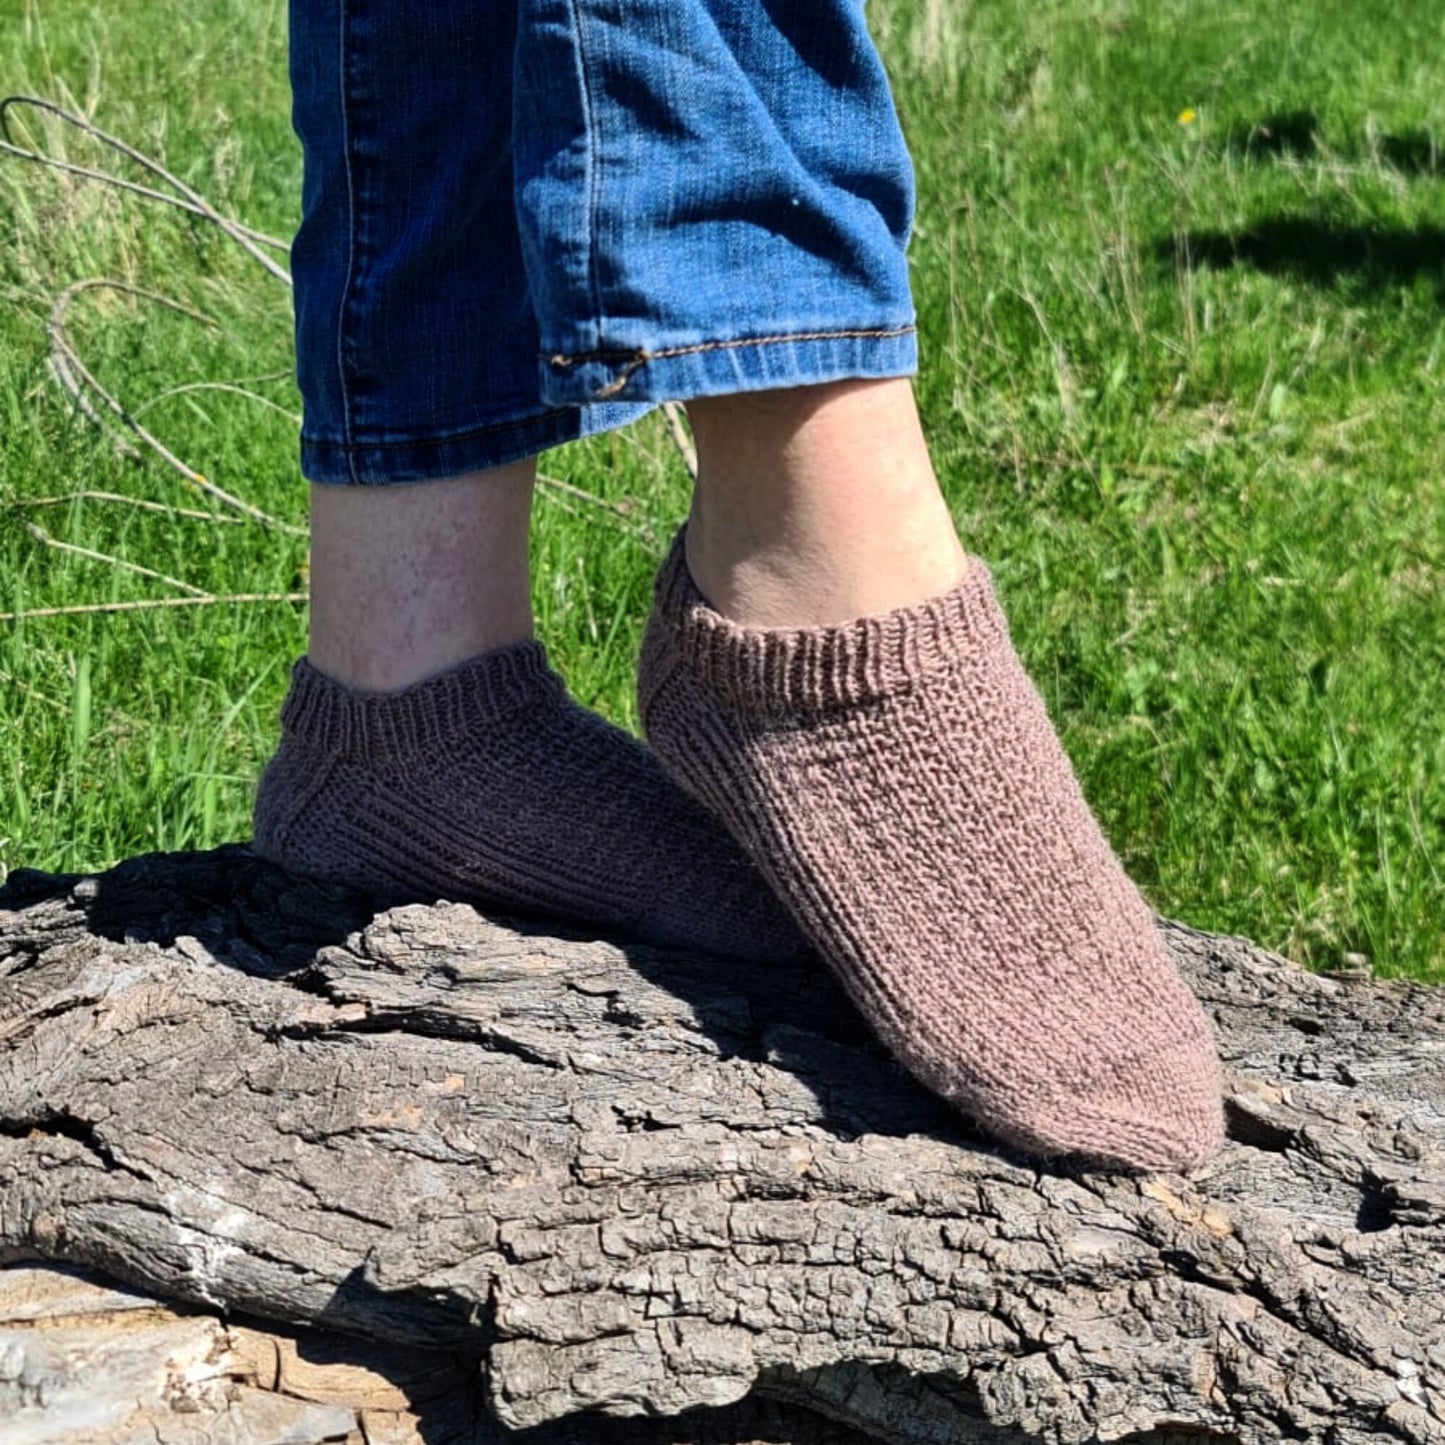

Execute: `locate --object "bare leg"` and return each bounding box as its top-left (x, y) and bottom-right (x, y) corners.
top-left (684, 378), bottom-right (967, 626)
top-left (307, 463), bottom-right (535, 694)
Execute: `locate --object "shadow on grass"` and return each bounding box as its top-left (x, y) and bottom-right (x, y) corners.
top-left (1221, 110), bottom-right (1441, 175)
top-left (1380, 130), bottom-right (1444, 176)
top-left (1223, 110), bottom-right (1322, 160)
top-left (1158, 217), bottom-right (1445, 295)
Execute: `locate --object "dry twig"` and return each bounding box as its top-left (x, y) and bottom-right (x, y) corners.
top-left (48, 280), bottom-right (305, 536)
top-left (0, 594), bottom-right (307, 624)
top-left (23, 521), bottom-right (209, 598)
top-left (537, 471), bottom-right (658, 545)
top-left (15, 491), bottom-right (247, 525)
top-left (0, 95), bottom-right (291, 283)
top-left (131, 380), bottom-right (301, 427)
top-left (661, 400), bottom-right (698, 480)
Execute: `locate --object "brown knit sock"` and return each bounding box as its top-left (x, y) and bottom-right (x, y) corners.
top-left (252, 642), bottom-right (810, 961)
top-left (638, 532), bottom-right (1224, 1171)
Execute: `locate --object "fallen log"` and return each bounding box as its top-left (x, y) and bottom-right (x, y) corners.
top-left (0, 846), bottom-right (1441, 1444)
top-left (0, 1260), bottom-right (878, 1444)
top-left (0, 1258), bottom-right (478, 1445)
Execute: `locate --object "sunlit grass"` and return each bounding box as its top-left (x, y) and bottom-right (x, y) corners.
top-left (1, 0), bottom-right (1440, 979)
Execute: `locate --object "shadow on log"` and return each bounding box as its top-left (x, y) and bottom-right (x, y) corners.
top-left (0, 846), bottom-right (1441, 1443)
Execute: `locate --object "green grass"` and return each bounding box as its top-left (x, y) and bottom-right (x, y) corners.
top-left (1, 0), bottom-right (1440, 980)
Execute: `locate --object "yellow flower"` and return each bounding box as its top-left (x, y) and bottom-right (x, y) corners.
top-left (1178, 107), bottom-right (1197, 126)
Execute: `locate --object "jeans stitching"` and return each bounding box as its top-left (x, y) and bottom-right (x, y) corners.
top-left (302, 406), bottom-right (580, 454)
top-left (336, 0), bottom-right (360, 482)
top-left (547, 324), bottom-right (917, 368)
top-left (546, 324), bottom-right (917, 398)
top-left (566, 0), bottom-right (605, 349)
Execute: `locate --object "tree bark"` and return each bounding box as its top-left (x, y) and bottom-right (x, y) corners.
top-left (0, 1260), bottom-right (877, 1445)
top-left (0, 846), bottom-right (1441, 1444)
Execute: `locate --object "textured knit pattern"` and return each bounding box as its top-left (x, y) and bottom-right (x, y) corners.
top-left (638, 533), bottom-right (1225, 1171)
top-left (252, 642), bottom-right (811, 962)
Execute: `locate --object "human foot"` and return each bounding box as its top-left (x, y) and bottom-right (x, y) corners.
top-left (252, 641), bottom-right (811, 961)
top-left (638, 532), bottom-right (1224, 1171)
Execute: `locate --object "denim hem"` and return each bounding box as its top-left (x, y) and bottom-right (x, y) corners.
top-left (539, 324), bottom-right (918, 406)
top-left (299, 401), bottom-right (653, 483)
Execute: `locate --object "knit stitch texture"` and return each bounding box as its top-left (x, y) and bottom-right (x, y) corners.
top-left (639, 532), bottom-right (1224, 1170)
top-left (252, 642), bottom-right (811, 961)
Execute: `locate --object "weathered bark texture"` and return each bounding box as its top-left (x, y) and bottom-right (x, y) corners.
top-left (0, 846), bottom-right (1440, 1445)
top-left (0, 1261), bottom-right (876, 1445)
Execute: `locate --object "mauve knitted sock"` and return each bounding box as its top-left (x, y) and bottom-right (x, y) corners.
top-left (638, 532), bottom-right (1224, 1171)
top-left (252, 642), bottom-right (810, 961)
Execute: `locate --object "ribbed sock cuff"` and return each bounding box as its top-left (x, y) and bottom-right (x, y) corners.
top-left (649, 529), bottom-right (1011, 714)
top-left (277, 643), bottom-right (565, 767)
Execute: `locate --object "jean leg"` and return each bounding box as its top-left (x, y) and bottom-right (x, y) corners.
top-left (289, 0), bottom-right (647, 483)
top-left (514, 0), bottom-right (918, 406)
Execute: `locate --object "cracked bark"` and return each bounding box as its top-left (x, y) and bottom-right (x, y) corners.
top-left (0, 846), bottom-right (1441, 1445)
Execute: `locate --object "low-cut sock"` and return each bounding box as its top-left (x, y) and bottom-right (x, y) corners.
top-left (252, 641), bottom-right (811, 962)
top-left (638, 530), bottom-right (1224, 1171)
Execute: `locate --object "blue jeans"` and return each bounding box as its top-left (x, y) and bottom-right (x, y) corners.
top-left (290, 0), bottom-right (918, 483)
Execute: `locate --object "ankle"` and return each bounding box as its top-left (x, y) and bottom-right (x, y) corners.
top-left (308, 613), bottom-right (534, 695)
top-left (683, 506), bottom-right (969, 630)
top-left (683, 378), bottom-right (969, 628)
top-left (307, 467), bottom-right (535, 693)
